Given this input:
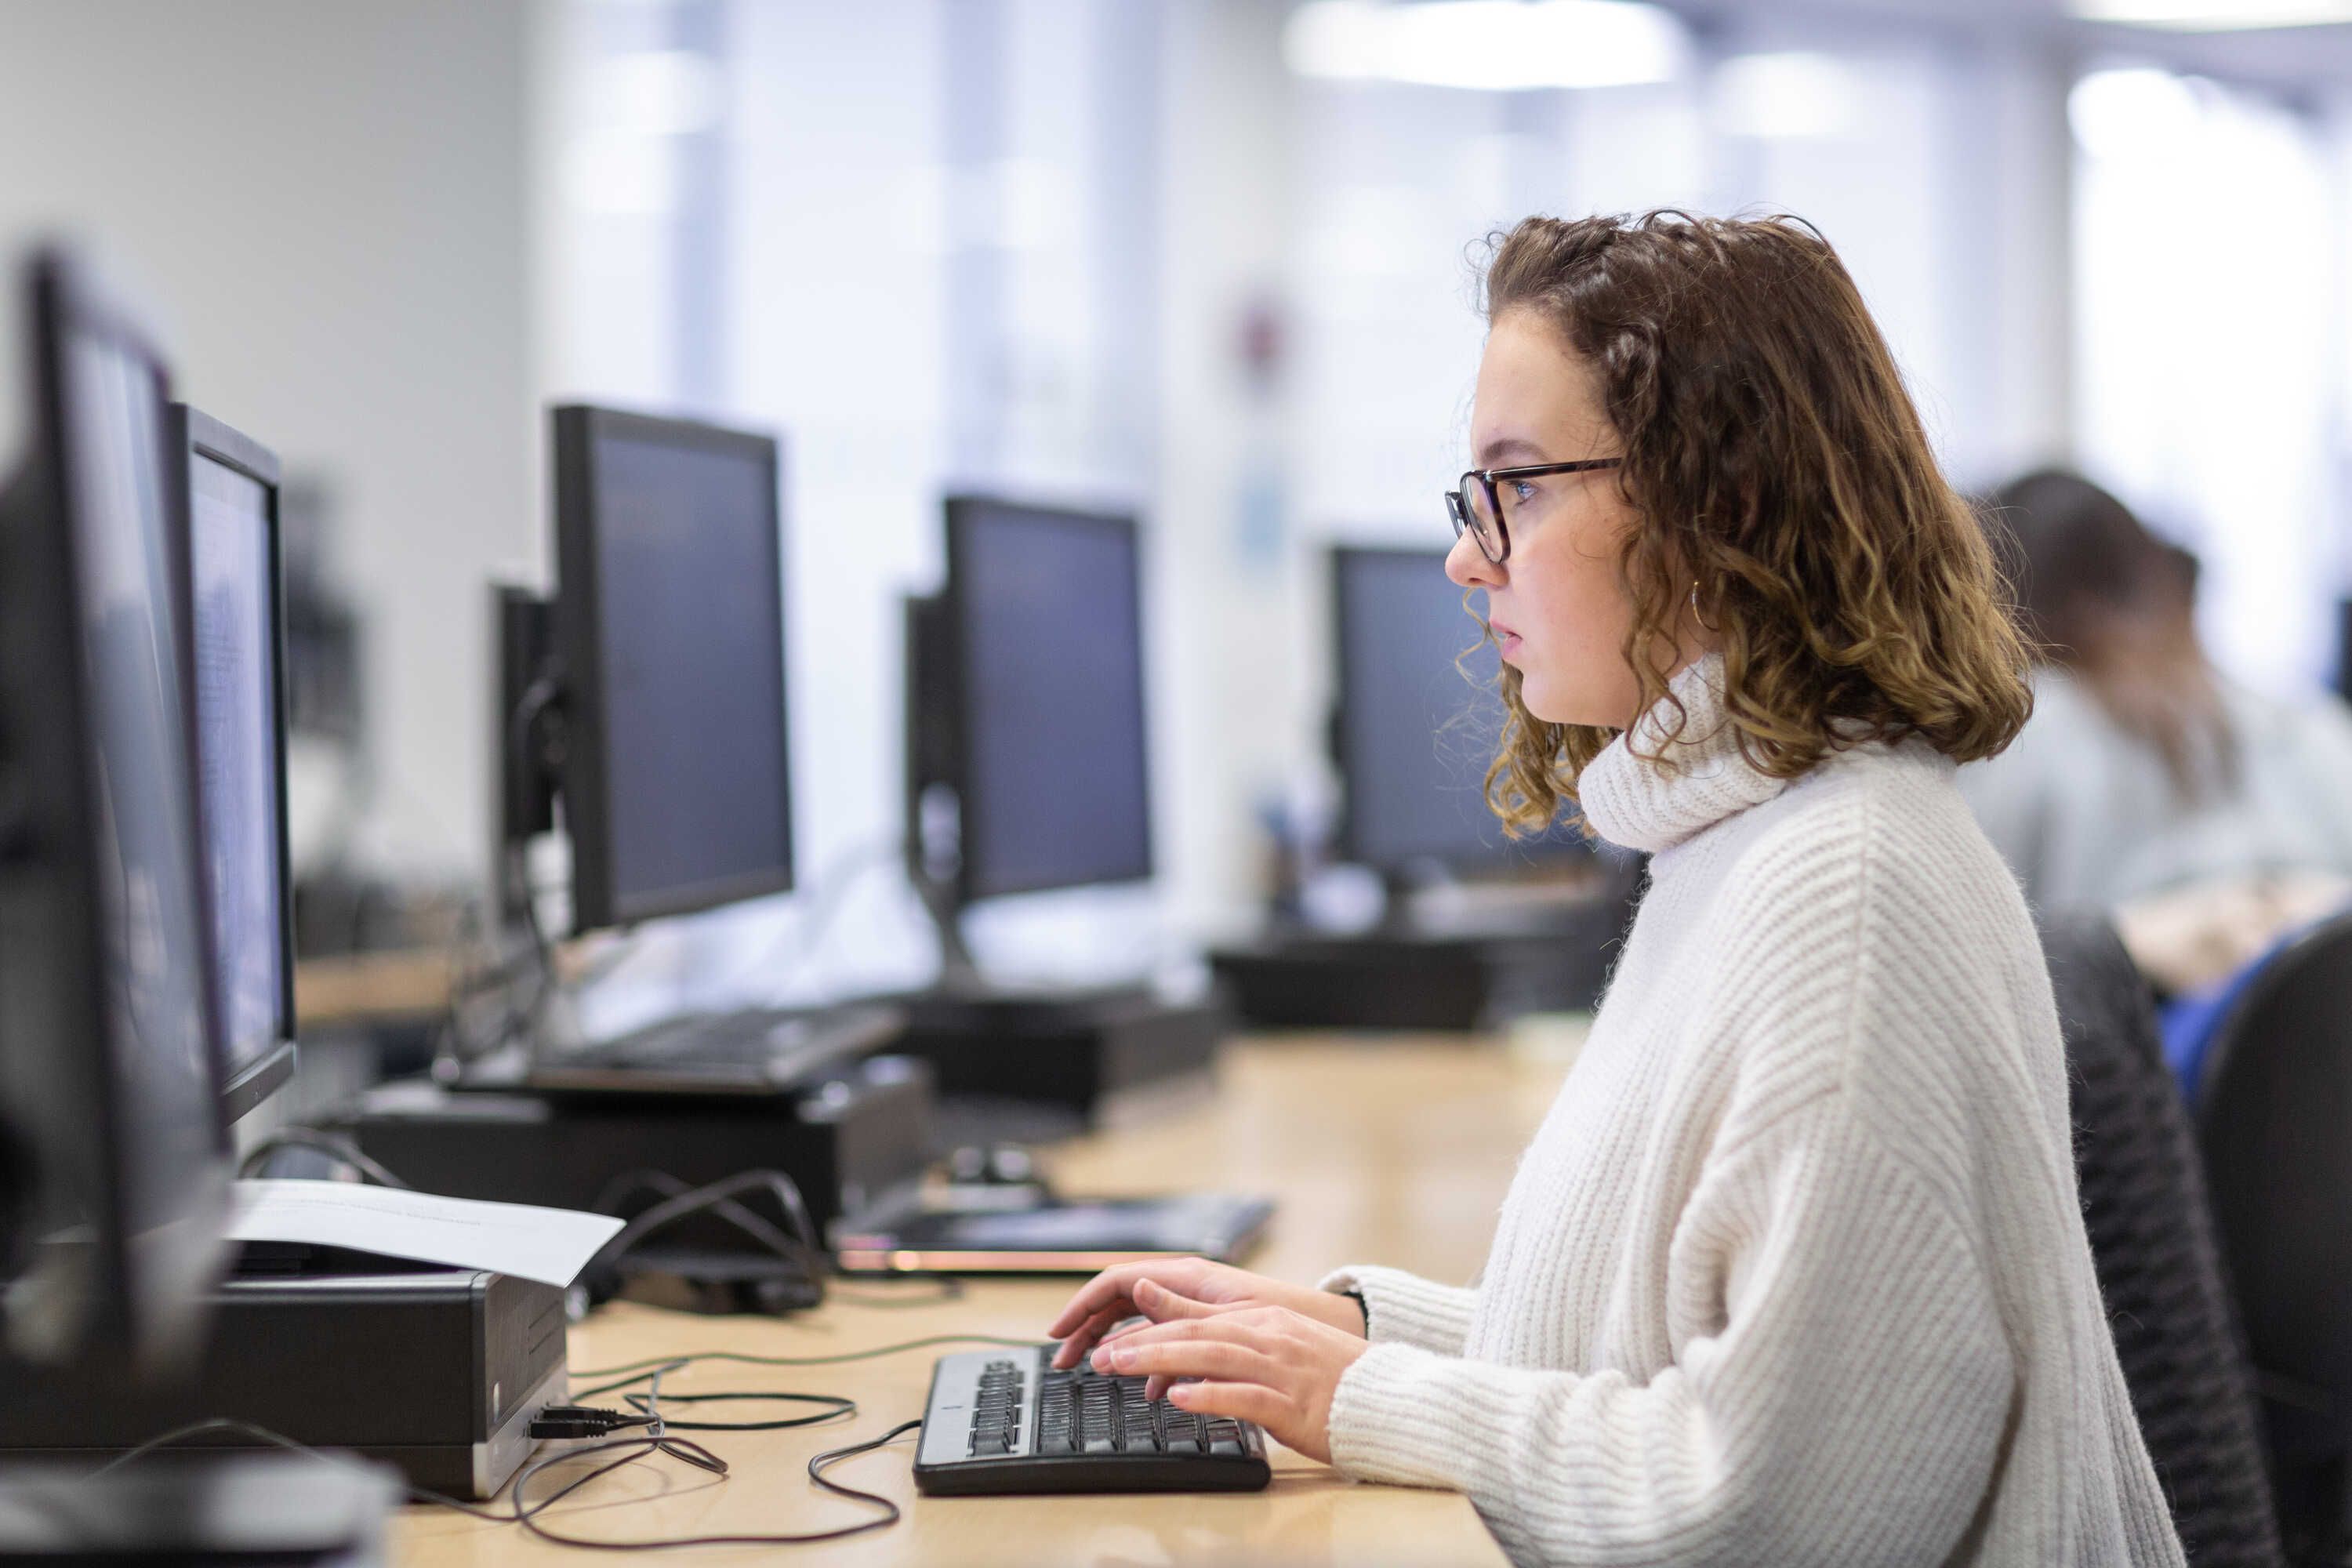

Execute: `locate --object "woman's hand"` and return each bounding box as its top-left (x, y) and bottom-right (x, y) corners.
top-left (1087, 1293), bottom-right (1370, 1465)
top-left (1047, 1258), bottom-right (1366, 1381)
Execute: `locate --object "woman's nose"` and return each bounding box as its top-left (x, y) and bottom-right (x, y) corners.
top-left (1446, 529), bottom-right (1501, 590)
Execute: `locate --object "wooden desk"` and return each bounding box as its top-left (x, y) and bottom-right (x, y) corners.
top-left (296, 949), bottom-right (455, 1029)
top-left (393, 1034), bottom-right (1574, 1567)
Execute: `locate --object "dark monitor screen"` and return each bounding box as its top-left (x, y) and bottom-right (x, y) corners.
top-left (553, 406), bottom-right (793, 930)
top-left (1332, 545), bottom-right (1581, 871)
top-left (948, 498), bottom-right (1152, 902)
top-left (179, 411), bottom-right (293, 1121)
top-left (0, 252), bottom-right (229, 1372)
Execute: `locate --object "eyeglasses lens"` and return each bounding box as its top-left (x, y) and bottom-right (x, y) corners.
top-left (1457, 476), bottom-right (1502, 560)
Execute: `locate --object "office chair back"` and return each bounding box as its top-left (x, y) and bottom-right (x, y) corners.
top-left (2041, 916), bottom-right (2281, 1566)
top-left (2197, 907), bottom-right (2352, 1555)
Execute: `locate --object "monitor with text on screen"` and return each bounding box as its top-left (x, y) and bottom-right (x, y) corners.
top-left (1331, 544), bottom-right (1584, 873)
top-left (944, 497), bottom-right (1152, 904)
top-left (551, 405), bottom-right (794, 931)
top-left (171, 406), bottom-right (295, 1124)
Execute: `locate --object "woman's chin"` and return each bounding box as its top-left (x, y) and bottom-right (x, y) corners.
top-left (1517, 675), bottom-right (1572, 726)
top-left (1519, 673), bottom-right (1617, 729)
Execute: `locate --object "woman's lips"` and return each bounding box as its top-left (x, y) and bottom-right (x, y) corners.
top-left (1492, 622), bottom-right (1523, 658)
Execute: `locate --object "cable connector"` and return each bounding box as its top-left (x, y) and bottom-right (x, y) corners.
top-left (529, 1404), bottom-right (644, 1440)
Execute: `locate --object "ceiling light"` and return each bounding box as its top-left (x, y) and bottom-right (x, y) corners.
top-left (1714, 53), bottom-right (1857, 140)
top-left (1283, 1), bottom-right (1692, 91)
top-left (2070, 0), bottom-right (2352, 30)
top-left (2067, 67), bottom-right (2206, 160)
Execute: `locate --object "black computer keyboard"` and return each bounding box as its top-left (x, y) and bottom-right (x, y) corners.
top-left (528, 1002), bottom-right (903, 1094)
top-left (913, 1346), bottom-right (1271, 1495)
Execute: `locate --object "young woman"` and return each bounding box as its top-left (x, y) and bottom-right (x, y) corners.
top-left (1048, 213), bottom-right (2182, 1566)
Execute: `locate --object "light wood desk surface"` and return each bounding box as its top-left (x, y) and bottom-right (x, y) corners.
top-left (393, 1033), bottom-right (1577, 1567)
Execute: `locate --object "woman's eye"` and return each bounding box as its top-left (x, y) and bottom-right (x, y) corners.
top-left (1510, 481), bottom-right (1538, 503)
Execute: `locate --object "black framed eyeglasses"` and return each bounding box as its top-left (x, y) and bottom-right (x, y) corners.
top-left (1446, 459), bottom-right (1623, 564)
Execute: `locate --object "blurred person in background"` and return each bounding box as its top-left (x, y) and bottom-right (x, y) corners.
top-left (1049, 213), bottom-right (2180, 1567)
top-left (1962, 470), bottom-right (2352, 991)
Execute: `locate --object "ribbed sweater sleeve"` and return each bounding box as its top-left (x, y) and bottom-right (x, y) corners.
top-left (1324, 1101), bottom-right (2016, 1566)
top-left (1316, 1264), bottom-right (1477, 1357)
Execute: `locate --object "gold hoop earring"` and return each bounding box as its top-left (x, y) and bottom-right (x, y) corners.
top-left (1690, 580), bottom-right (1718, 634)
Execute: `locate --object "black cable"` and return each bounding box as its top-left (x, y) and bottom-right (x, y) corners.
top-left (583, 1168), bottom-right (833, 1311)
top-left (619, 1389), bottom-right (855, 1432)
top-left (590, 1168), bottom-right (818, 1287)
top-left (234, 1129), bottom-right (411, 1189)
top-left (503, 1365), bottom-right (739, 1552)
top-left (506, 1367), bottom-right (918, 1551)
top-left (568, 1334), bottom-right (1040, 1403)
top-left (805, 1418), bottom-right (924, 1530)
top-left (585, 1167), bottom-right (964, 1315)
top-left (95, 1346), bottom-right (996, 1552)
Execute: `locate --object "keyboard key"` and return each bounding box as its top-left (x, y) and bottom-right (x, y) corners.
top-left (1163, 1411), bottom-right (1206, 1453)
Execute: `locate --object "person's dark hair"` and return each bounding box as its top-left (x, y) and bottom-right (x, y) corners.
top-left (1986, 468), bottom-right (2230, 798)
top-left (1473, 211), bottom-right (2034, 836)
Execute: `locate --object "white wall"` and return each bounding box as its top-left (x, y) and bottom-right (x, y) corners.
top-left (0, 0), bottom-right (536, 884)
top-left (1153, 0), bottom-right (1304, 938)
top-left (2073, 66), bottom-right (2347, 692)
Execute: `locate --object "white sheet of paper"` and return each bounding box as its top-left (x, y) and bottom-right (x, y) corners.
top-left (227, 1180), bottom-right (626, 1288)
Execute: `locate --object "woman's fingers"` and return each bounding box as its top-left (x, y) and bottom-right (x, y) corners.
top-left (1167, 1378), bottom-right (1292, 1432)
top-left (1134, 1277), bottom-right (1219, 1319)
top-left (1091, 1319), bottom-right (1284, 1385)
top-left (1047, 1265), bottom-right (1152, 1336)
top-left (1047, 1259), bottom-right (1220, 1341)
top-left (1051, 1302), bottom-right (1136, 1369)
top-left (1093, 1308), bottom-right (1271, 1358)
top-left (1105, 1337), bottom-right (1280, 1387)
top-left (1099, 1282), bottom-right (1222, 1350)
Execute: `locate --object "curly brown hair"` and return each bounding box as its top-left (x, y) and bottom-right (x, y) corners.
top-left (1476, 211), bottom-right (2034, 837)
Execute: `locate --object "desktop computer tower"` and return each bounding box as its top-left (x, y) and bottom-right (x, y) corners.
top-left (1210, 919), bottom-right (1606, 1031)
top-left (334, 1054), bottom-right (938, 1237)
top-left (1210, 876), bottom-right (1639, 1032)
top-left (0, 1265), bottom-right (566, 1499)
top-left (891, 990), bottom-right (1227, 1141)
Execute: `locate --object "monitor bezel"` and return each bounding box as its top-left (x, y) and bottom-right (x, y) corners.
top-left (940, 494), bottom-right (1156, 905)
top-left (0, 248), bottom-right (231, 1370)
top-left (167, 404), bottom-right (296, 1125)
top-left (550, 404), bottom-right (797, 931)
top-left (1327, 542), bottom-right (1584, 874)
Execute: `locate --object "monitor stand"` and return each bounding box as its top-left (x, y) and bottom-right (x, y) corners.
top-left (888, 873), bottom-right (1225, 1143)
top-left (1207, 859), bottom-right (1644, 1032)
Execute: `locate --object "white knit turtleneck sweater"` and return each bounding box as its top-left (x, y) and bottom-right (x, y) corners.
top-left (1321, 656), bottom-right (2183, 1567)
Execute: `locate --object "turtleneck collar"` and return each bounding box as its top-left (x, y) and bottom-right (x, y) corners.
top-left (1573, 652), bottom-right (1788, 855)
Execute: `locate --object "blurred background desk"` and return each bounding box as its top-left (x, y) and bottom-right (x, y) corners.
top-left (390, 1032), bottom-right (1577, 1567)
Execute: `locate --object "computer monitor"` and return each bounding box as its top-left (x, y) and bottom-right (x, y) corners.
top-left (0, 249), bottom-right (230, 1374)
top-left (550, 405), bottom-right (794, 931)
top-left (169, 406), bottom-right (296, 1125)
top-left (911, 497), bottom-right (1153, 907)
top-left (1330, 545), bottom-right (1583, 874)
